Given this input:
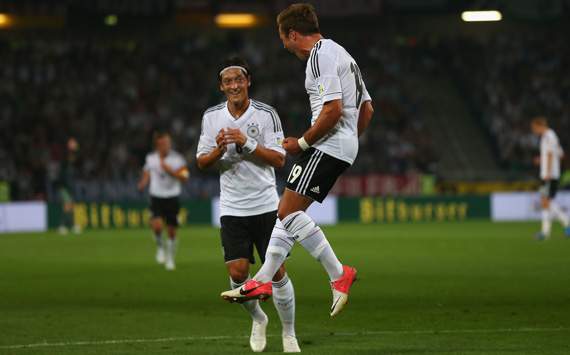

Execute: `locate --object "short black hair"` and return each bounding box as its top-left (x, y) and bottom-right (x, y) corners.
top-left (218, 56), bottom-right (251, 81)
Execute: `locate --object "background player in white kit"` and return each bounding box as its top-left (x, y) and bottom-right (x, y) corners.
top-left (531, 117), bottom-right (570, 240)
top-left (138, 132), bottom-right (189, 270)
top-left (222, 4), bottom-right (374, 318)
top-left (197, 57), bottom-right (300, 353)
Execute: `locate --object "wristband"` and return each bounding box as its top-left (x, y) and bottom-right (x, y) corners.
top-left (298, 136), bottom-right (310, 151)
top-left (243, 137), bottom-right (258, 154)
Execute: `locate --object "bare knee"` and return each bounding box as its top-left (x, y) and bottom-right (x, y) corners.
top-left (151, 218), bottom-right (162, 232)
top-left (277, 190), bottom-right (313, 221)
top-left (277, 207), bottom-right (293, 221)
top-left (166, 225), bottom-right (177, 239)
top-left (277, 198), bottom-right (295, 221)
top-left (227, 259), bottom-right (250, 283)
top-left (272, 264), bottom-right (287, 282)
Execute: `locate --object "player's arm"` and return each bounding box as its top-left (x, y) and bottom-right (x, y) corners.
top-left (357, 100), bottom-right (374, 137)
top-left (545, 151), bottom-right (552, 180)
top-left (137, 170), bottom-right (150, 191)
top-left (252, 145), bottom-right (285, 168)
top-left (304, 99), bottom-right (343, 145)
top-left (197, 148), bottom-right (225, 170)
top-left (223, 128), bottom-right (285, 168)
top-left (196, 116), bottom-right (226, 170)
top-left (161, 162), bottom-right (190, 182)
top-left (283, 100), bottom-right (343, 154)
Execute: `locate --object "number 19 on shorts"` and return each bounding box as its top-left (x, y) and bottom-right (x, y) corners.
top-left (287, 164), bottom-right (303, 184)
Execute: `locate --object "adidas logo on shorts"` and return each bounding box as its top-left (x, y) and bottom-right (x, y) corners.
top-left (310, 186), bottom-right (320, 194)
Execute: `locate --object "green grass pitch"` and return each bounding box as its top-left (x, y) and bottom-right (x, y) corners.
top-left (1, 221), bottom-right (570, 354)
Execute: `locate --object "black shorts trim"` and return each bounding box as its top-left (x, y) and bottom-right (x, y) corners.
top-left (220, 211), bottom-right (277, 264)
top-left (285, 148), bottom-right (350, 203)
top-left (540, 179), bottom-right (559, 199)
top-left (150, 196), bottom-right (180, 226)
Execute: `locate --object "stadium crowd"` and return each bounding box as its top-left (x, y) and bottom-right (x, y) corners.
top-left (447, 32), bottom-right (570, 172)
top-left (3, 28), bottom-right (569, 201)
top-left (0, 29), bottom-right (436, 201)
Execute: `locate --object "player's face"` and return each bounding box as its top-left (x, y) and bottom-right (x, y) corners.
top-left (279, 27), bottom-right (304, 60)
top-left (219, 69), bottom-right (250, 105)
top-left (156, 136), bottom-right (171, 156)
top-left (531, 123), bottom-right (543, 135)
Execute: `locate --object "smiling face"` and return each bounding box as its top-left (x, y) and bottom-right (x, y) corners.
top-left (219, 68), bottom-right (250, 106)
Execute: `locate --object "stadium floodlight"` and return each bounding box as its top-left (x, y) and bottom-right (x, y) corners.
top-left (0, 13), bottom-right (12, 28)
top-left (461, 10), bottom-right (502, 22)
top-left (104, 14), bottom-right (118, 26)
top-left (215, 13), bottom-right (257, 28)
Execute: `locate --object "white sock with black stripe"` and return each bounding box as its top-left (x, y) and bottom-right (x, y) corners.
top-left (254, 220), bottom-right (295, 283)
top-left (283, 211), bottom-right (344, 281)
top-left (272, 274), bottom-right (296, 337)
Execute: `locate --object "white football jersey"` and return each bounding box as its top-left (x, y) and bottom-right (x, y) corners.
top-left (196, 100), bottom-right (285, 217)
top-left (305, 39), bottom-right (371, 165)
top-left (540, 128), bottom-right (564, 179)
top-left (143, 150), bottom-right (187, 198)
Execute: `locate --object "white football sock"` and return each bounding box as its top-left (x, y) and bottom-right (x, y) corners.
top-left (550, 202), bottom-right (570, 227)
top-left (154, 232), bottom-right (163, 248)
top-left (272, 274), bottom-right (296, 337)
top-left (166, 238), bottom-right (177, 261)
top-left (254, 220), bottom-right (294, 283)
top-left (542, 209), bottom-right (552, 236)
top-left (231, 277), bottom-right (268, 324)
top-left (284, 211), bottom-right (343, 281)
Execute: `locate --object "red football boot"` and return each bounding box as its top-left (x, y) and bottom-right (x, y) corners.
top-left (330, 265), bottom-right (357, 317)
top-left (221, 279), bottom-right (273, 303)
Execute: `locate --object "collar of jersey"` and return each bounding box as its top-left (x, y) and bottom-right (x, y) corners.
top-left (224, 99), bottom-right (253, 122)
top-left (312, 38), bottom-right (325, 49)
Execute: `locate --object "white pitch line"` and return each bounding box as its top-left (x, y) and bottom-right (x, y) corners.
top-left (1, 327), bottom-right (569, 350)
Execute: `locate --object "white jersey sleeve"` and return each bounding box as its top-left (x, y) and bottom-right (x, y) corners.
top-left (262, 111), bottom-right (285, 155)
top-left (362, 85), bottom-right (371, 103)
top-left (196, 114), bottom-right (216, 158)
top-left (143, 154), bottom-right (151, 171)
top-left (314, 51), bottom-right (343, 103)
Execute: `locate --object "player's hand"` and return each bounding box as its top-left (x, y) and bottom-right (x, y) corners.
top-left (137, 181), bottom-right (145, 192)
top-left (216, 129), bottom-right (227, 152)
top-left (223, 128), bottom-right (247, 146)
top-left (282, 137), bottom-right (302, 155)
top-left (533, 156), bottom-right (540, 166)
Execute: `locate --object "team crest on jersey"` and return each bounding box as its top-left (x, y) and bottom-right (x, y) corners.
top-left (247, 123), bottom-right (260, 138)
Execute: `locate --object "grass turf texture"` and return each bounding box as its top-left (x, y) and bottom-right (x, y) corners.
top-left (0, 221), bottom-right (569, 354)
